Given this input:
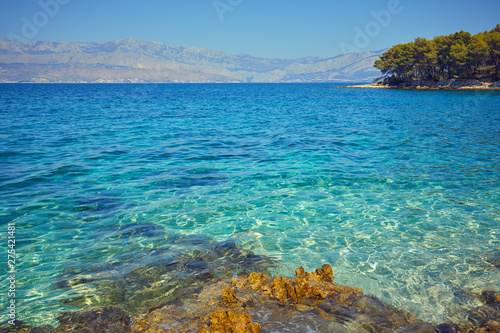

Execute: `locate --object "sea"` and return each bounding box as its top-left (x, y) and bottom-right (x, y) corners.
top-left (0, 83), bottom-right (499, 327)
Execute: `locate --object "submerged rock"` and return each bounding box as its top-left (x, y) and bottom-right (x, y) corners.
top-left (53, 307), bottom-right (132, 333)
top-left (50, 235), bottom-right (274, 317)
top-left (0, 307), bottom-right (132, 333)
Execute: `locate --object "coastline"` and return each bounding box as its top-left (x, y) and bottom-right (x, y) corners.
top-left (343, 79), bottom-right (500, 90)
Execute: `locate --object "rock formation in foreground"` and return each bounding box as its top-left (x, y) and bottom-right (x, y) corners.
top-left (3, 264), bottom-right (500, 333)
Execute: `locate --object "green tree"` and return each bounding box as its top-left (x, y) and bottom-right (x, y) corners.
top-left (485, 29), bottom-right (500, 80)
top-left (434, 35), bottom-right (452, 79)
top-left (468, 33), bottom-right (491, 79)
top-left (374, 25), bottom-right (500, 84)
top-left (413, 37), bottom-right (437, 79)
top-left (449, 43), bottom-right (468, 78)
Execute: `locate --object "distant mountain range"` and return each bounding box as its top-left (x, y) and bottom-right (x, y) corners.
top-left (0, 38), bottom-right (384, 83)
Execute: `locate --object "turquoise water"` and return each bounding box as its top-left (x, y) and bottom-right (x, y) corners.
top-left (1, 83), bottom-right (499, 326)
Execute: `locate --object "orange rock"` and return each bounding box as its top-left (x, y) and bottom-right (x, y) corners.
top-left (221, 288), bottom-right (238, 306)
top-left (247, 272), bottom-right (269, 293)
top-left (198, 310), bottom-right (261, 333)
top-left (285, 278), bottom-right (298, 302)
top-left (309, 264), bottom-right (334, 283)
top-left (311, 285), bottom-right (326, 299)
top-left (271, 276), bottom-right (288, 302)
top-left (295, 266), bottom-right (309, 279)
top-left (295, 277), bottom-right (311, 298)
top-left (248, 272), bottom-right (267, 284)
top-left (327, 284), bottom-right (363, 305)
top-left (321, 264), bottom-right (334, 283)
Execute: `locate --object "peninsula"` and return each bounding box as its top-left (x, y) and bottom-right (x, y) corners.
top-left (350, 25), bottom-right (500, 89)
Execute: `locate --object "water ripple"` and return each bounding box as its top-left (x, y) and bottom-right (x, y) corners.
top-left (0, 83), bottom-right (499, 326)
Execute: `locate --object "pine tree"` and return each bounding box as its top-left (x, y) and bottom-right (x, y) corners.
top-left (375, 25), bottom-right (500, 83)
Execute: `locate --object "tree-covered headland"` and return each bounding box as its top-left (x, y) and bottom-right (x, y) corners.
top-left (374, 25), bottom-right (500, 85)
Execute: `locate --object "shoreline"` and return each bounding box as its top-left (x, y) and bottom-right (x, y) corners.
top-left (343, 79), bottom-right (500, 90)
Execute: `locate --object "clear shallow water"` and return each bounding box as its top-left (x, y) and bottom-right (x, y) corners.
top-left (0, 83), bottom-right (499, 326)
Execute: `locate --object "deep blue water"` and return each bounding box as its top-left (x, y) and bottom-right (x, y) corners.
top-left (1, 83), bottom-right (499, 326)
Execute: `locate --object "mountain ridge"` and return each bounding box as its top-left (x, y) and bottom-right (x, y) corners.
top-left (0, 38), bottom-right (383, 83)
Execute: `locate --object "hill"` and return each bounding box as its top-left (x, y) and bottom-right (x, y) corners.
top-left (0, 38), bottom-right (382, 83)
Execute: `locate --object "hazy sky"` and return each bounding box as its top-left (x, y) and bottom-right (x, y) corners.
top-left (1, 0), bottom-right (499, 59)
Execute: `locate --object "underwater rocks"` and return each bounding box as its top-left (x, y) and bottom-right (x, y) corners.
top-left (0, 307), bottom-right (133, 333)
top-left (4, 264), bottom-right (500, 333)
top-left (54, 307), bottom-right (132, 333)
top-left (51, 235), bottom-right (274, 317)
top-left (436, 291), bottom-right (500, 333)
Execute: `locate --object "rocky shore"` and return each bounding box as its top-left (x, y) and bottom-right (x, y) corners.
top-left (3, 264), bottom-right (500, 333)
top-left (346, 79), bottom-right (500, 90)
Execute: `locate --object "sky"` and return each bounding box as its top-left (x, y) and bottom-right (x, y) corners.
top-left (0, 0), bottom-right (499, 59)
